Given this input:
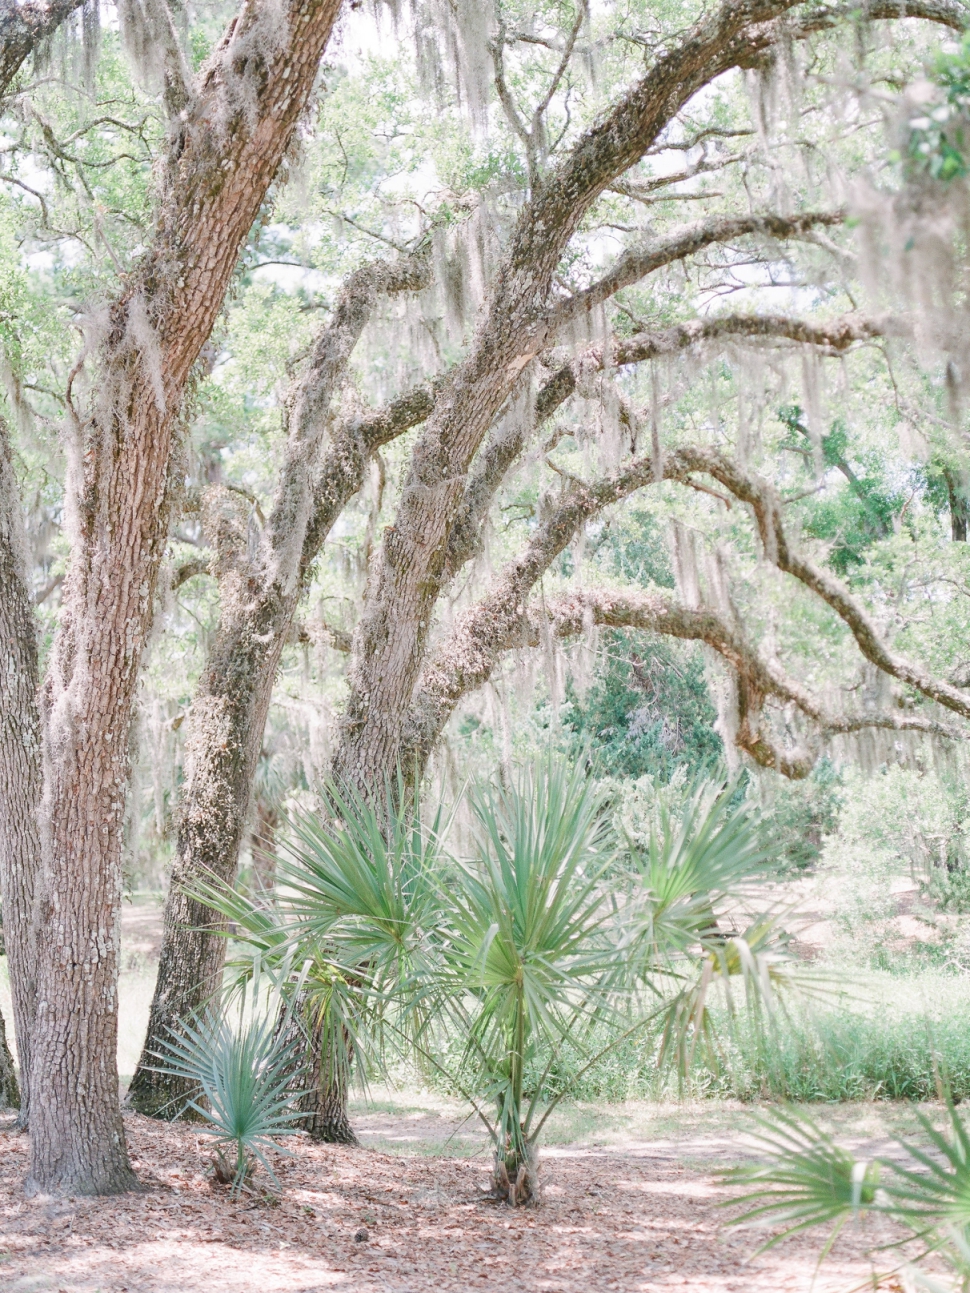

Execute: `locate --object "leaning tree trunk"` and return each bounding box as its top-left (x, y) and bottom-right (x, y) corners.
top-left (129, 256), bottom-right (430, 1119)
top-left (0, 414), bottom-right (42, 1129)
top-left (25, 0), bottom-right (342, 1196)
top-left (330, 0), bottom-right (822, 795)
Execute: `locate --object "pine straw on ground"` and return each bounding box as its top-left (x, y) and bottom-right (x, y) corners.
top-left (0, 1111), bottom-right (927, 1293)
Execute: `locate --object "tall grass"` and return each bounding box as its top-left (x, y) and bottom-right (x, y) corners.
top-left (422, 971), bottom-right (970, 1106)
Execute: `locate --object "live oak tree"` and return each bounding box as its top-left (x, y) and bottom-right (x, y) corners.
top-left (0, 0), bottom-right (342, 1193)
top-left (128, 0), bottom-right (970, 1137)
top-left (3, 0), bottom-right (970, 1191)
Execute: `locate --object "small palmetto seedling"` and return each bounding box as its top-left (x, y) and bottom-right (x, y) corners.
top-left (725, 1101), bottom-right (970, 1289)
top-left (149, 979), bottom-right (308, 1196)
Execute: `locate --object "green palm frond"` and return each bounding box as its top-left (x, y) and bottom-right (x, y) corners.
top-left (885, 1103), bottom-right (970, 1234)
top-left (725, 1102), bottom-right (970, 1288)
top-left (631, 774), bottom-right (770, 968)
top-left (725, 1106), bottom-right (881, 1251)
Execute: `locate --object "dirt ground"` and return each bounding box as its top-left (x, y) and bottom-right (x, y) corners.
top-left (0, 1098), bottom-right (940, 1293)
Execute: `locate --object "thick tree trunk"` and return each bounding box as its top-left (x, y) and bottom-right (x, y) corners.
top-left (26, 0), bottom-right (342, 1196)
top-left (0, 415), bottom-right (42, 1128)
top-left (129, 257), bottom-right (430, 1116)
top-left (0, 1003), bottom-right (18, 1111)
top-left (302, 1065), bottom-right (357, 1144)
top-left (298, 1015), bottom-right (358, 1145)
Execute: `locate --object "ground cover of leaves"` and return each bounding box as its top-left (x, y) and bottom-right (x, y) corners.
top-left (0, 1101), bottom-right (935, 1293)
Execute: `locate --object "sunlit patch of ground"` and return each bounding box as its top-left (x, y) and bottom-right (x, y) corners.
top-left (0, 1099), bottom-right (946, 1293)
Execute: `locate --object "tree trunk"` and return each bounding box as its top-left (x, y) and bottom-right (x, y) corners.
top-left (298, 1015), bottom-right (358, 1146)
top-left (945, 468), bottom-right (970, 541)
top-left (125, 612), bottom-right (288, 1116)
top-left (25, 0), bottom-right (342, 1196)
top-left (0, 1003), bottom-right (18, 1111)
top-left (129, 257), bottom-right (430, 1117)
top-left (0, 414), bottom-right (42, 1129)
top-left (331, 1), bottom-right (822, 795)
top-left (302, 1066), bottom-right (358, 1145)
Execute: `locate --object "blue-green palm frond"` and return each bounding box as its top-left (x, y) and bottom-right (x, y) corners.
top-left (148, 980), bottom-right (308, 1195)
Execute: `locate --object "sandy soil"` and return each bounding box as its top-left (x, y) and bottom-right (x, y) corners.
top-left (0, 1100), bottom-right (936, 1293)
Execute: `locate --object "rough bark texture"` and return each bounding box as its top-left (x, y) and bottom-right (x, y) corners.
top-left (27, 0), bottom-right (342, 1196)
top-left (0, 1005), bottom-right (18, 1110)
top-left (298, 1016), bottom-right (357, 1146)
top-left (0, 416), bottom-right (42, 1127)
top-left (0, 0), bottom-right (86, 99)
top-left (129, 255), bottom-right (432, 1119)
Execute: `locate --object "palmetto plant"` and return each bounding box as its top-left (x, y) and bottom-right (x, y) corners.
top-left (726, 1102), bottom-right (970, 1290)
top-left (193, 760), bottom-right (799, 1206)
top-left (191, 780), bottom-right (450, 1138)
top-left (442, 760), bottom-right (619, 1204)
top-left (149, 977), bottom-right (308, 1195)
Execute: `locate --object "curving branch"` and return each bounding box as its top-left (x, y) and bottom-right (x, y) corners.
top-left (408, 423), bottom-right (969, 778)
top-left (0, 0), bottom-right (86, 101)
top-left (676, 446), bottom-right (970, 724)
top-left (796, 0), bottom-right (968, 37)
top-left (443, 311), bottom-right (888, 584)
top-left (338, 0), bottom-right (970, 795)
top-left (546, 210), bottom-right (847, 332)
top-left (300, 379), bottom-right (438, 582)
top-left (170, 558), bottom-right (208, 591)
top-left (267, 251), bottom-right (432, 594)
top-left (543, 588), bottom-right (964, 776)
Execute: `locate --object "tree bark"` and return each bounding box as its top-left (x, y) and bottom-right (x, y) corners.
top-left (298, 1015), bottom-right (357, 1145)
top-left (330, 0), bottom-right (851, 794)
top-left (329, 0), bottom-right (967, 797)
top-left (0, 1003), bottom-right (18, 1110)
top-left (128, 256), bottom-right (431, 1118)
top-left (26, 0), bottom-right (342, 1196)
top-left (0, 415), bottom-right (42, 1128)
top-left (0, 0), bottom-right (87, 100)
top-left (944, 467), bottom-right (970, 541)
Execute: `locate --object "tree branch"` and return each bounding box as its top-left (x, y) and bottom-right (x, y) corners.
top-left (675, 446), bottom-right (970, 724)
top-left (266, 250), bottom-right (431, 594)
top-left (442, 311), bottom-right (887, 584)
top-left (337, 0), bottom-right (968, 791)
top-left (171, 559), bottom-right (208, 591)
top-left (546, 210), bottom-right (847, 331)
top-left (299, 379), bottom-right (439, 582)
top-left (0, 0), bottom-right (85, 101)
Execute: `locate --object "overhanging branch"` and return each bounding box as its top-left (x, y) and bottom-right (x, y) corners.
top-left (545, 211), bottom-right (847, 332)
